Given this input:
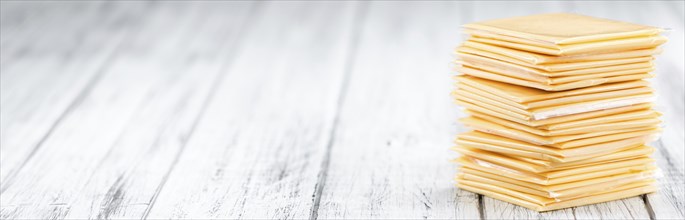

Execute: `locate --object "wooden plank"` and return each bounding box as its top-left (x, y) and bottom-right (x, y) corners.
top-left (0, 2), bottom-right (253, 219)
top-left (481, 197), bottom-right (574, 220)
top-left (0, 1), bottom-right (147, 185)
top-left (144, 2), bottom-right (361, 219)
top-left (315, 2), bottom-right (480, 219)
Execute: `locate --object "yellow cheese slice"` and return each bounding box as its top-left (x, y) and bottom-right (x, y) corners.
top-left (456, 49), bottom-right (655, 78)
top-left (468, 109), bottom-right (660, 131)
top-left (455, 132), bottom-right (655, 163)
top-left (514, 145), bottom-right (655, 167)
top-left (540, 109), bottom-right (661, 130)
top-left (461, 40), bottom-right (661, 64)
top-left (457, 99), bottom-right (652, 127)
top-left (457, 175), bottom-right (655, 207)
top-left (456, 131), bottom-right (562, 159)
top-left (455, 75), bottom-right (649, 103)
top-left (454, 85), bottom-right (654, 119)
top-left (457, 81), bottom-right (653, 110)
top-left (462, 13), bottom-right (663, 45)
top-left (458, 170), bottom-right (654, 200)
top-left (456, 59), bottom-right (654, 85)
top-left (459, 116), bottom-right (659, 145)
top-left (468, 35), bottom-right (666, 56)
top-left (456, 156), bottom-right (655, 185)
top-left (457, 178), bottom-right (656, 211)
top-left (459, 166), bottom-right (655, 194)
top-left (471, 111), bottom-right (661, 136)
top-left (457, 46), bottom-right (656, 72)
top-left (455, 147), bottom-right (655, 174)
top-left (455, 91), bottom-right (654, 121)
top-left (544, 183), bottom-right (655, 211)
top-left (458, 66), bottom-right (653, 91)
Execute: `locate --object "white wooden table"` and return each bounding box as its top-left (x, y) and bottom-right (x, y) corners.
top-left (1, 1), bottom-right (683, 219)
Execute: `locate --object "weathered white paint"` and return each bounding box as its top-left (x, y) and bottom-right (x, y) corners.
top-left (1, 2), bottom-right (253, 219)
top-left (0, 1), bottom-right (137, 186)
top-left (0, 1), bottom-right (682, 219)
top-left (145, 1), bottom-right (361, 219)
top-left (315, 2), bottom-right (481, 219)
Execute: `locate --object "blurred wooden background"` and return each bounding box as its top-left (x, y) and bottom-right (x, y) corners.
top-left (1, 1), bottom-right (683, 219)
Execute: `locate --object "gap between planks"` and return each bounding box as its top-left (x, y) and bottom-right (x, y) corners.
top-left (308, 2), bottom-right (369, 220)
top-left (478, 195), bottom-right (484, 220)
top-left (642, 194), bottom-right (656, 220)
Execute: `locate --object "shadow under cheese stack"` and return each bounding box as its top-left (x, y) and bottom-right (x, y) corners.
top-left (452, 13), bottom-right (667, 212)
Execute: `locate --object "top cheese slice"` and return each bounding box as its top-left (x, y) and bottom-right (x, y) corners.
top-left (462, 13), bottom-right (663, 45)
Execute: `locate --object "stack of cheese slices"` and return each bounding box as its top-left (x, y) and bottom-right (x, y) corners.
top-left (452, 13), bottom-right (667, 212)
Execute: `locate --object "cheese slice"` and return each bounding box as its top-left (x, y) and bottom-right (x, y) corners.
top-left (456, 131), bottom-right (656, 162)
top-left (540, 109), bottom-right (661, 130)
top-left (456, 156), bottom-right (655, 185)
top-left (457, 177), bottom-right (656, 211)
top-left (471, 111), bottom-right (661, 136)
top-left (458, 170), bottom-right (654, 200)
top-left (468, 35), bottom-right (666, 56)
top-left (454, 84), bottom-right (654, 120)
top-left (461, 40), bottom-right (661, 65)
top-left (454, 147), bottom-right (654, 173)
top-left (458, 65), bottom-right (654, 91)
top-left (457, 83), bottom-right (653, 111)
top-left (462, 13), bottom-right (663, 45)
top-left (455, 75), bottom-right (650, 103)
top-left (455, 59), bottom-right (655, 85)
top-left (456, 99), bottom-right (652, 127)
top-left (455, 92), bottom-right (654, 121)
top-left (515, 145), bottom-right (654, 168)
top-left (457, 46), bottom-right (656, 72)
top-left (456, 49), bottom-right (655, 78)
top-left (459, 116), bottom-right (659, 145)
top-left (467, 109), bottom-right (660, 131)
top-left (459, 166), bottom-right (655, 194)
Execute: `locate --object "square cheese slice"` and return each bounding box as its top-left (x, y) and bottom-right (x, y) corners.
top-left (456, 75), bottom-right (650, 102)
top-left (457, 65), bottom-right (654, 91)
top-left (457, 170), bottom-right (654, 200)
top-left (462, 13), bottom-right (663, 45)
top-left (454, 84), bottom-right (654, 120)
top-left (468, 35), bottom-right (666, 56)
top-left (456, 156), bottom-right (655, 185)
top-left (454, 147), bottom-right (654, 173)
top-left (461, 40), bottom-right (661, 65)
top-left (459, 116), bottom-right (660, 146)
top-left (456, 176), bottom-right (656, 212)
top-left (454, 76), bottom-right (654, 120)
top-left (470, 111), bottom-right (661, 136)
top-left (534, 109), bottom-right (661, 131)
top-left (457, 45), bottom-right (656, 72)
top-left (456, 131), bottom-right (655, 163)
top-left (455, 49), bottom-right (655, 79)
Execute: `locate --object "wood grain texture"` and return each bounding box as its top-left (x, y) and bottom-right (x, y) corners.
top-left (144, 1), bottom-right (361, 219)
top-left (0, 1), bottom-right (140, 187)
top-left (315, 2), bottom-right (480, 219)
top-left (1, 2), bottom-right (253, 219)
top-left (0, 1), bottom-right (683, 219)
